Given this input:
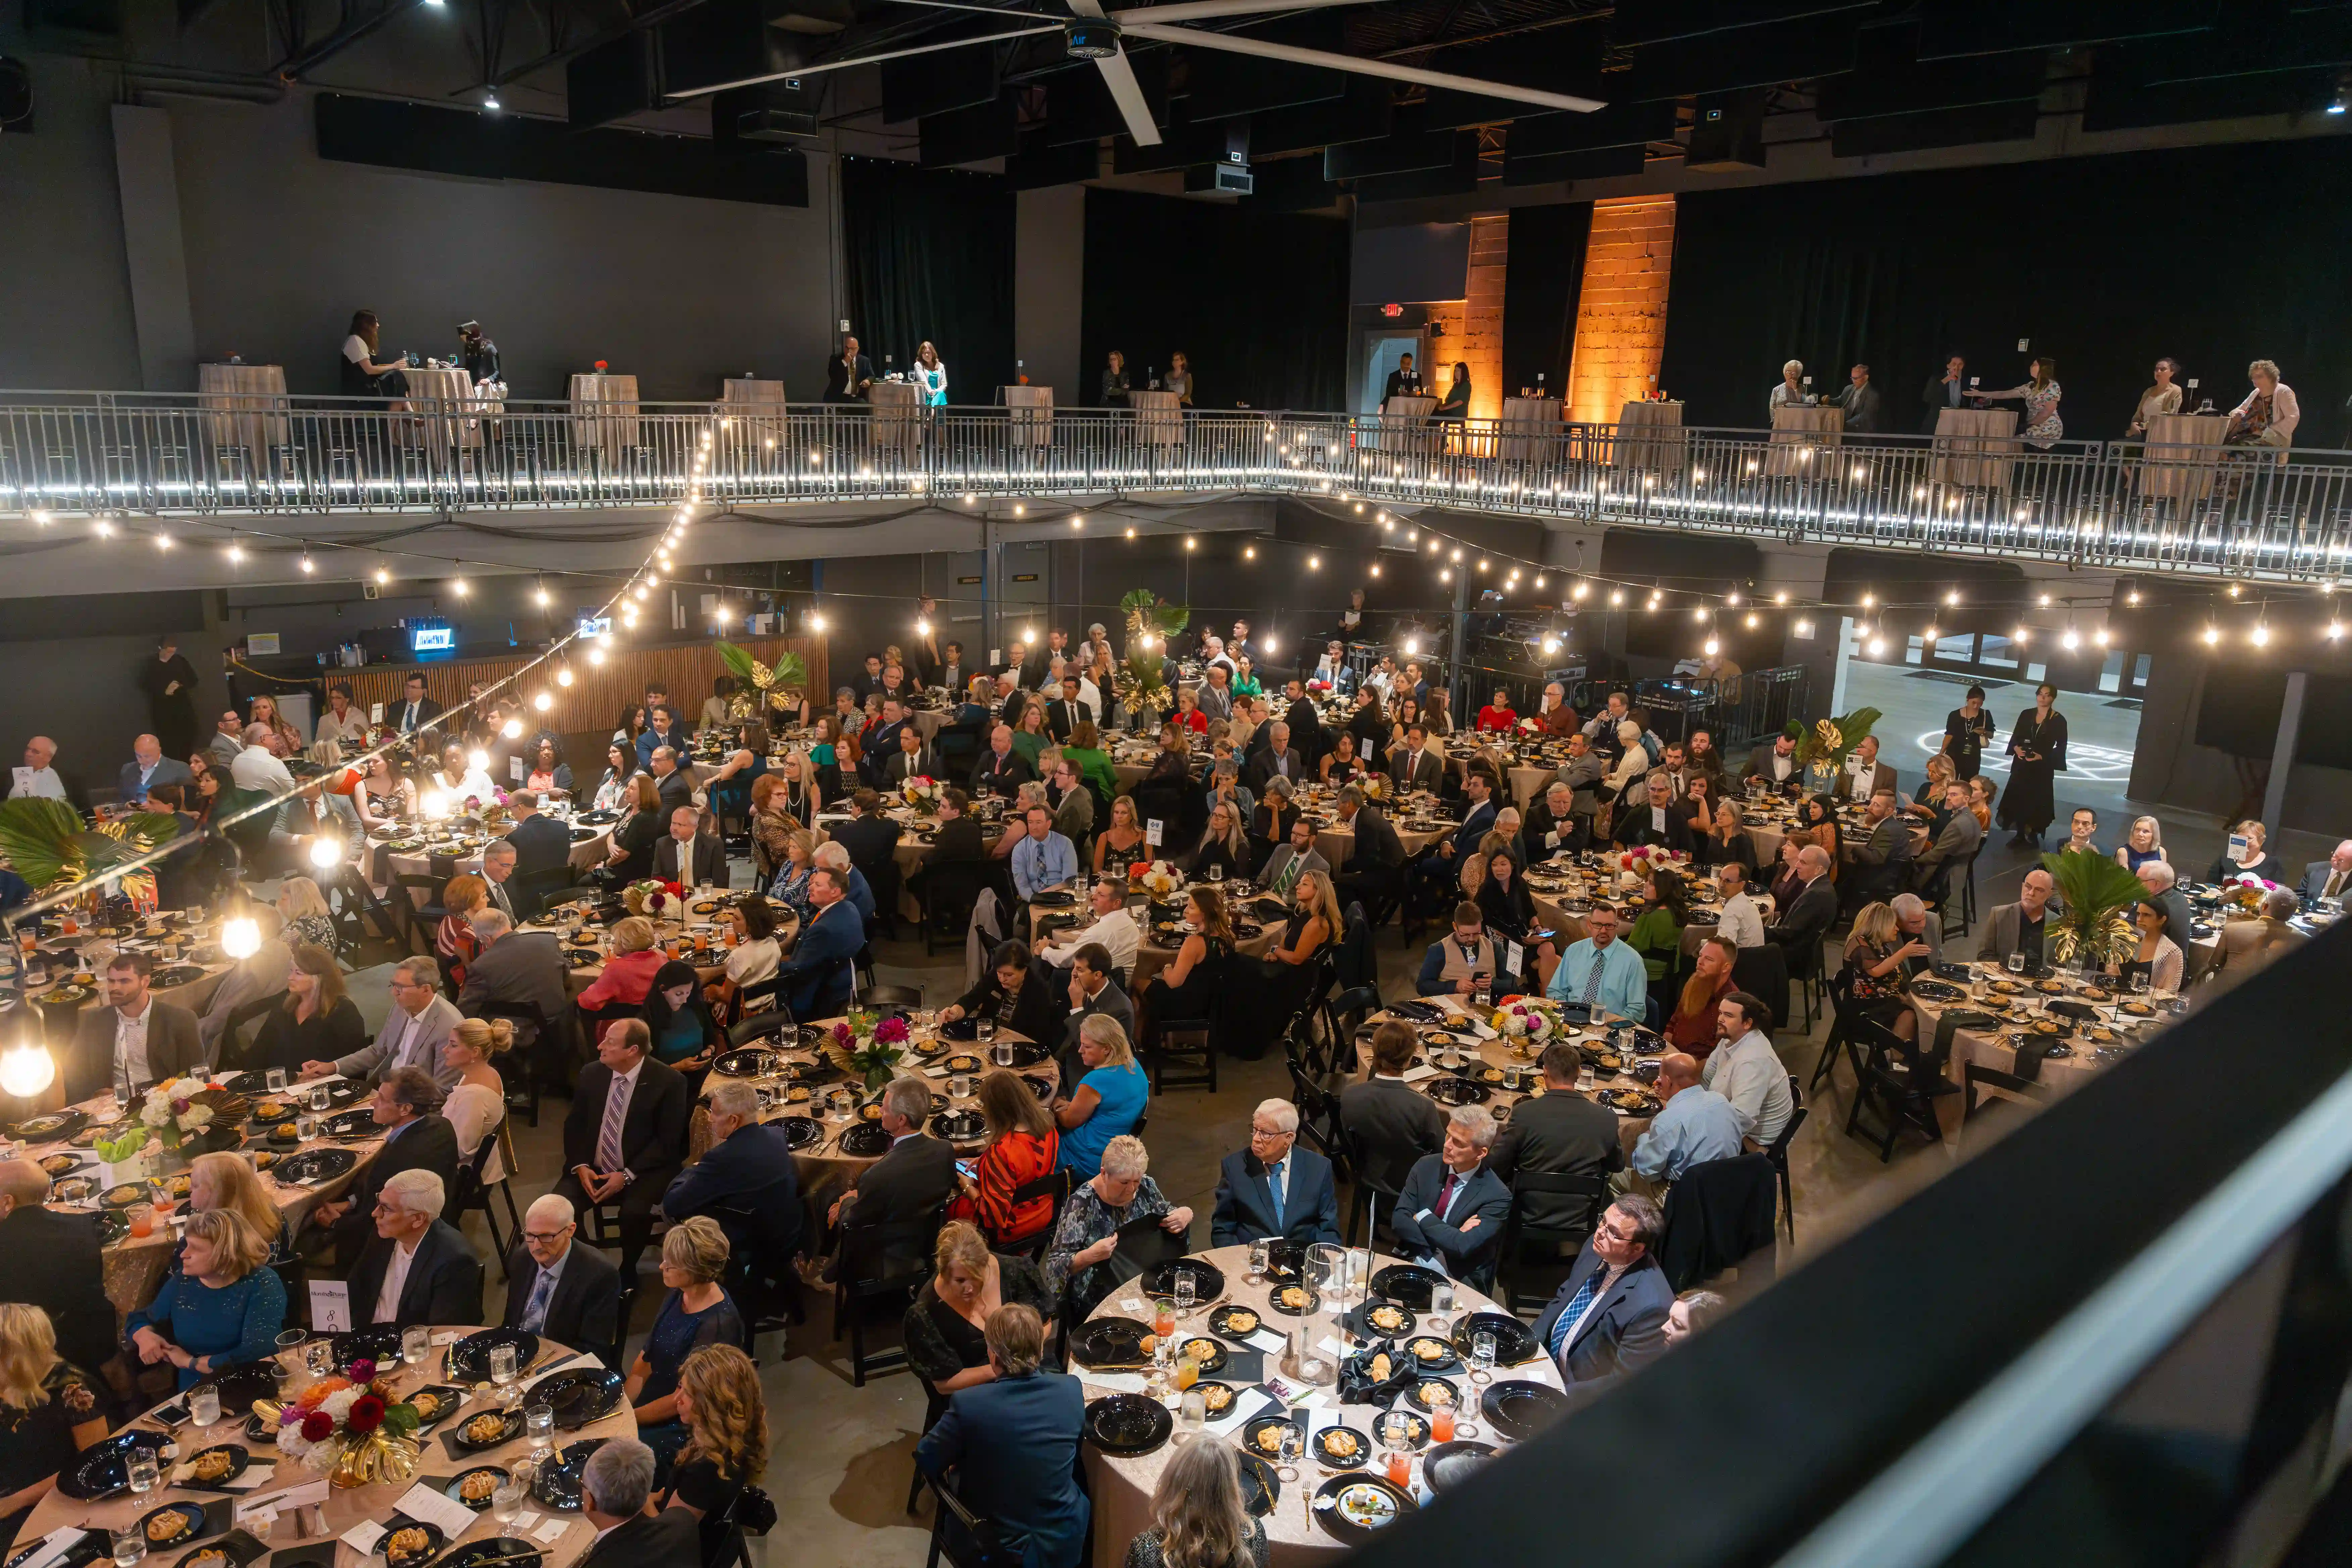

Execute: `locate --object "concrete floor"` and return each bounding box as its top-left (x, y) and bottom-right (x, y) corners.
top-left (1836, 661), bottom-right (2148, 823)
top-left (328, 787), bottom-right (2319, 1568)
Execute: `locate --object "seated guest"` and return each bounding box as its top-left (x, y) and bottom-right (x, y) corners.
top-left (915, 1304), bottom-right (1088, 1568)
top-left (308, 957), bottom-right (460, 1089)
top-left (1845, 789), bottom-right (1916, 906)
top-left (1613, 772), bottom-right (1696, 855)
top-left (661, 1081), bottom-right (804, 1270)
top-left (1488, 1041), bottom-right (1625, 1205)
top-left (1053, 1014), bottom-right (1148, 1180)
top-left (949, 1071), bottom-right (1063, 1248)
top-left (1475, 688), bottom-right (1518, 733)
top-left (943, 940), bottom-right (1066, 1049)
top-left (2138, 860), bottom-right (2194, 956)
top-left (578, 915), bottom-right (664, 1017)
top-left (67, 951), bottom-right (203, 1105)
top-left (1339, 1023), bottom-right (1446, 1203)
top-left (1711, 864), bottom-right (1764, 950)
top-left (1525, 781), bottom-right (1585, 860)
top-left (654, 1345), bottom-right (766, 1562)
top-left (970, 724), bottom-right (1034, 801)
top-left (1703, 991), bottom-right (1795, 1145)
top-left (0, 1162), bottom-right (119, 1382)
top-left (434, 874), bottom-right (490, 988)
top-left (579, 1440), bottom-right (701, 1568)
top-left (304, 1067), bottom-right (459, 1268)
top-left (119, 733), bottom-right (193, 805)
top-left (2110, 899), bottom-right (2186, 995)
top-left (1911, 782), bottom-right (1983, 894)
top-left (769, 866), bottom-right (864, 1017)
top-left (501, 1194), bottom-right (623, 1349)
top-left (705, 896), bottom-right (782, 1024)
top-left (185, 1152), bottom-right (293, 1273)
top-left (345, 1170), bottom-right (484, 1327)
top-left (553, 1019), bottom-right (692, 1279)
top-left (1766, 846), bottom-right (1839, 967)
top-left (1060, 945), bottom-right (1134, 1071)
top-left (1844, 902), bottom-right (1925, 1043)
top-left (1663, 1289), bottom-right (1729, 1347)
top-left (1532, 1196), bottom-right (1673, 1389)
top-left (0, 1302), bottom-right (106, 1549)
top-left (2210, 818), bottom-right (2275, 884)
top-left (1044, 1136), bottom-right (1190, 1322)
top-left (252, 942), bottom-right (366, 1075)
top-left (627, 1218), bottom-right (746, 1473)
top-left (1625, 865), bottom-right (1688, 1016)
top-left (1039, 882), bottom-right (1140, 975)
top-left (1257, 814), bottom-right (1328, 900)
top-left (127, 1208), bottom-right (284, 1388)
top-left (1743, 727), bottom-right (1802, 795)
top-left (651, 805), bottom-right (727, 890)
top-left (1389, 724), bottom-right (1445, 795)
top-left (459, 910), bottom-right (572, 1062)
top-left (2055, 806), bottom-right (2102, 860)
top-left (822, 1079), bottom-right (960, 1279)
top-left (1664, 936), bottom-right (1740, 1057)
top-left (1138, 885), bottom-right (1231, 1037)
top-left (1697, 798), bottom-right (1759, 877)
top-left (1389, 1107), bottom-right (1511, 1288)
top-left (1976, 867), bottom-right (2058, 970)
top-left (501, 790), bottom-right (572, 885)
top-left (1417, 901), bottom-right (1500, 998)
top-left (641, 960), bottom-right (722, 1086)
top-left (905, 1221), bottom-right (1056, 1395)
top-left (1123, 1435), bottom-right (1266, 1568)
top-left (1617, 1053), bottom-right (1744, 1200)
top-left (1547, 903), bottom-right (1649, 1021)
top-left (1210, 1099), bottom-right (1340, 1247)
top-left (2216, 885), bottom-right (2304, 984)
top-left (1008, 805), bottom-right (1078, 902)
top-left (2297, 839), bottom-right (2352, 905)
top-left (831, 791), bottom-right (904, 899)
top-left (1187, 800), bottom-right (1253, 881)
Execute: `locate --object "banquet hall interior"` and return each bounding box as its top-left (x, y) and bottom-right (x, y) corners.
top-left (6, 2), bottom-right (2352, 1566)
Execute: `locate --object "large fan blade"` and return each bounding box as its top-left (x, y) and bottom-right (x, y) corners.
top-left (1091, 47), bottom-right (1164, 145)
top-left (665, 24), bottom-right (1060, 97)
top-left (1118, 20), bottom-right (1605, 112)
top-left (1108, 0), bottom-right (1391, 21)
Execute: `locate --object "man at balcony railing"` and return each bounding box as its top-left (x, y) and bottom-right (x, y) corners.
top-left (1836, 363), bottom-right (1884, 434)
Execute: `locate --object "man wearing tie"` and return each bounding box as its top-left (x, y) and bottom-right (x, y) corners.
top-left (304, 958), bottom-right (461, 1089)
top-left (651, 805), bottom-right (725, 889)
top-left (1390, 1108), bottom-right (1512, 1287)
top-left (1531, 1196), bottom-right (1674, 1389)
top-left (2297, 840), bottom-right (2352, 905)
top-left (1389, 724), bottom-right (1444, 795)
top-left (501, 1193), bottom-right (623, 1350)
top-left (391, 672), bottom-right (442, 737)
top-left (552, 1019), bottom-right (691, 1279)
top-left (1210, 1099), bottom-right (1340, 1247)
top-left (1920, 352), bottom-right (1967, 434)
top-left (479, 840), bottom-right (521, 923)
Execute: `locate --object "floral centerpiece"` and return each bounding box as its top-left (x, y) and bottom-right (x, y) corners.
top-left (1110, 589), bottom-right (1190, 727)
top-left (1617, 845), bottom-right (1690, 876)
top-left (262, 1365), bottom-right (425, 1487)
top-left (1136, 860), bottom-right (1181, 898)
top-left (1358, 773), bottom-right (1387, 803)
top-left (836, 1009), bottom-right (911, 1089)
top-left (1490, 995), bottom-right (1567, 1057)
top-left (624, 879), bottom-right (682, 918)
top-left (141, 1076), bottom-right (217, 1154)
top-left (902, 775), bottom-right (942, 812)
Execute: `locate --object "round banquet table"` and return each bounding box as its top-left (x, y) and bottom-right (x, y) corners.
top-left (531, 893), bottom-right (790, 997)
top-left (14, 1079), bottom-right (385, 1316)
top-left (13, 910), bottom-right (237, 1026)
top-left (1903, 960), bottom-right (2168, 1146)
top-left (811, 806), bottom-right (1009, 917)
top-left (20, 1329), bottom-right (634, 1568)
top-left (1030, 880), bottom-right (1282, 992)
top-left (1348, 996), bottom-right (1656, 1155)
top-left (1076, 1243), bottom-right (1569, 1565)
top-left (373, 822), bottom-right (611, 906)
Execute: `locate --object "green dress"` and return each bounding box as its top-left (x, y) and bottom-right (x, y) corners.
top-left (1010, 729), bottom-right (1046, 771)
top-left (1627, 906), bottom-right (1682, 984)
top-left (1063, 744), bottom-right (1119, 803)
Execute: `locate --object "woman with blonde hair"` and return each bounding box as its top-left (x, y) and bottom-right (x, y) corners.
top-left (188, 1152), bottom-right (293, 1268)
top-left (436, 872), bottom-right (489, 985)
top-left (904, 1221), bottom-right (1054, 1394)
top-left (1054, 1015), bottom-right (1149, 1181)
top-left (580, 914), bottom-right (665, 1014)
top-left (628, 1216), bottom-right (745, 1473)
top-left (2210, 819), bottom-right (2273, 883)
top-left (248, 694), bottom-right (302, 755)
top-left (2116, 814), bottom-right (2166, 873)
top-left (1188, 799), bottom-right (1252, 881)
top-left (441, 1017), bottom-right (511, 1182)
top-left (275, 876), bottom-right (335, 952)
top-left (605, 773), bottom-right (665, 881)
top-left (1125, 1436), bottom-right (1266, 1568)
top-left (127, 1209), bottom-right (286, 1388)
top-left (766, 829), bottom-right (818, 923)
top-left (1093, 794), bottom-right (1148, 880)
top-left (0, 1304), bottom-right (106, 1543)
top-left (1842, 900), bottom-right (1924, 1041)
top-left (660, 1344), bottom-right (770, 1555)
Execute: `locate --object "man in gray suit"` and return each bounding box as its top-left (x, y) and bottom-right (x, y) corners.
top-left (459, 910), bottom-right (574, 1056)
top-left (1976, 866), bottom-right (2060, 967)
top-left (1845, 788), bottom-right (1917, 906)
top-left (68, 952), bottom-right (205, 1103)
top-left (306, 957), bottom-right (462, 1089)
top-left (1836, 363), bottom-right (1884, 433)
top-left (1912, 780), bottom-right (1983, 895)
top-left (1831, 735), bottom-right (1900, 803)
top-left (1256, 816), bottom-right (1331, 900)
top-left (206, 711), bottom-right (246, 769)
top-left (118, 735), bottom-right (194, 806)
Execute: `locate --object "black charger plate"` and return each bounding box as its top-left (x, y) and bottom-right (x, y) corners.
top-left (1369, 1264), bottom-right (1447, 1310)
top-left (1450, 1311), bottom-right (1540, 1366)
top-left (427, 1541), bottom-right (540, 1568)
top-left (533, 1439), bottom-right (609, 1511)
top-left (273, 1149), bottom-right (358, 1186)
top-left (529, 1366), bottom-right (624, 1429)
top-left (1480, 1380), bottom-right (1571, 1441)
top-left (1310, 1475), bottom-right (1415, 1544)
top-left (1140, 1259), bottom-right (1225, 1301)
top-left (447, 1327), bottom-right (540, 1383)
top-left (1422, 1439), bottom-right (1498, 1494)
top-left (1066, 1318), bottom-right (1153, 1370)
top-left (1084, 1394), bottom-right (1172, 1457)
top-left (59, 1428), bottom-right (170, 1500)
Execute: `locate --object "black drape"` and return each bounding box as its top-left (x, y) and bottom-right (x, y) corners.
top-left (1080, 186), bottom-right (1350, 410)
top-left (1658, 139), bottom-right (2352, 444)
top-left (839, 156), bottom-right (1015, 398)
top-left (1501, 200), bottom-right (1592, 401)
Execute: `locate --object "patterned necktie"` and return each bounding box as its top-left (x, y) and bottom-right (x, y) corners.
top-left (1549, 1270), bottom-right (1605, 1368)
top-left (1581, 949), bottom-right (1605, 1009)
top-left (2329, 871), bottom-right (2345, 901)
top-left (1266, 1160), bottom-right (1284, 1230)
top-left (521, 1261), bottom-right (558, 1332)
top-left (596, 1072), bottom-right (632, 1172)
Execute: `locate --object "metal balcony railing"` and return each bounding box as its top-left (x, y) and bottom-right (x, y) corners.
top-left (5, 391), bottom-right (2350, 584)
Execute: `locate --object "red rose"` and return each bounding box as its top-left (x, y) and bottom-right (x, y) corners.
top-left (347, 1394), bottom-right (385, 1434)
top-left (300, 1412), bottom-right (335, 1442)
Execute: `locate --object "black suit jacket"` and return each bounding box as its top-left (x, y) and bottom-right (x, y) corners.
top-left (499, 1237), bottom-right (623, 1350)
top-left (1245, 749), bottom-right (1304, 796)
top-left (335, 1117), bottom-right (462, 1259)
top-left (1921, 370), bottom-right (1966, 433)
top-left (459, 932), bottom-right (574, 1034)
top-left (654, 767), bottom-right (696, 819)
top-left (564, 1058), bottom-right (692, 1185)
top-left (1611, 803), bottom-right (1696, 855)
top-left (1210, 1147), bottom-right (1339, 1247)
top-left (391, 697), bottom-right (444, 736)
top-left (1339, 1076), bottom-right (1446, 1193)
top-left (832, 814), bottom-right (903, 880)
top-left (952, 963), bottom-right (1067, 1050)
top-left (1768, 875), bottom-right (1839, 953)
top-left (969, 748), bottom-right (1033, 800)
top-left (661, 1121), bottom-right (807, 1263)
top-left (1389, 1156), bottom-right (1512, 1285)
top-left (0, 1205), bottom-right (119, 1375)
top-left (839, 1132), bottom-right (959, 1272)
top-left (1523, 799), bottom-right (1585, 859)
top-left (502, 813), bottom-right (572, 882)
top-left (1343, 806), bottom-right (1406, 872)
top-left (823, 353), bottom-right (875, 403)
top-left (1044, 699), bottom-right (1092, 744)
top-left (580, 1505), bottom-right (700, 1568)
top-left (885, 748), bottom-right (943, 787)
top-left (348, 1218), bottom-right (483, 1327)
top-left (67, 999), bottom-right (205, 1106)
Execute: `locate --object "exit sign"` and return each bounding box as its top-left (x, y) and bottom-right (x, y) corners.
top-left (1381, 303), bottom-right (1403, 318)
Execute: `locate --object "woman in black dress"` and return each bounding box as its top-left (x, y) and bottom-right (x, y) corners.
top-left (903, 1222), bottom-right (1055, 1402)
top-left (1999, 682), bottom-right (2068, 846)
top-left (252, 943), bottom-right (366, 1075)
top-left (604, 774), bottom-right (665, 883)
top-left (0, 1304), bottom-right (108, 1554)
top-left (1142, 884), bottom-right (1233, 1037)
top-left (658, 1344), bottom-right (769, 1563)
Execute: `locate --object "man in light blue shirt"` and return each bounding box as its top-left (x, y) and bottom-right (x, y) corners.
top-left (1616, 1052), bottom-right (1746, 1200)
top-left (1547, 902), bottom-right (1650, 1022)
top-left (1009, 805), bottom-right (1078, 902)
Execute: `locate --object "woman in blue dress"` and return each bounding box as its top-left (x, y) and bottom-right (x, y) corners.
top-left (127, 1210), bottom-right (286, 1390)
top-left (627, 1217), bottom-right (745, 1478)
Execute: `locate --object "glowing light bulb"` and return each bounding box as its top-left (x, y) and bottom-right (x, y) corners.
top-left (588, 647), bottom-right (606, 666)
top-left (451, 578), bottom-right (469, 597)
top-left (1541, 637), bottom-right (1559, 656)
top-left (1262, 634), bottom-right (1279, 654)
top-left (1867, 637), bottom-right (1886, 657)
top-left (1439, 569), bottom-right (1451, 583)
top-left (556, 667), bottom-right (574, 687)
top-left (469, 749), bottom-right (490, 770)
top-left (422, 790), bottom-right (452, 818)
top-left (2062, 629), bottom-right (2080, 650)
top-left (226, 545), bottom-right (244, 564)
top-left (154, 532), bottom-right (172, 551)
top-left (220, 917), bottom-right (260, 959)
top-left (501, 719), bottom-right (522, 739)
top-left (809, 614), bottom-right (827, 633)
top-left (2251, 624), bottom-right (2270, 647)
top-left (1402, 638), bottom-right (1419, 657)
top-left (308, 836), bottom-right (343, 869)
top-left (1370, 564), bottom-right (1382, 578)
top-left (1309, 555), bottom-right (1320, 571)
top-left (1704, 637), bottom-right (1720, 657)
top-left (0, 1040), bottom-right (55, 1098)
top-left (1244, 546), bottom-right (1256, 560)
top-left (1572, 582), bottom-right (1588, 601)
top-left (298, 552), bottom-right (314, 574)
top-left (535, 587), bottom-right (551, 607)
top-left (2203, 625), bottom-right (2221, 645)
top-left (1534, 575), bottom-right (1546, 590)
top-left (375, 568), bottom-right (390, 585)
top-left (533, 691), bottom-right (553, 712)
top-left (92, 519), bottom-right (114, 538)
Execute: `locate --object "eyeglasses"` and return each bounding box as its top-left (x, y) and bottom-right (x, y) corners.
top-left (523, 1228), bottom-right (572, 1242)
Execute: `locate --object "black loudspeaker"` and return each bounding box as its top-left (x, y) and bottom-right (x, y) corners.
top-left (712, 81), bottom-right (819, 146)
top-left (1685, 87), bottom-right (1767, 170)
top-left (0, 56), bottom-right (30, 134)
top-left (568, 32), bottom-right (658, 132)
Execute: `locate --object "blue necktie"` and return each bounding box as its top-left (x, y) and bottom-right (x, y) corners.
top-left (1549, 1271), bottom-right (1604, 1368)
top-left (521, 1263), bottom-right (558, 1333)
top-left (1266, 1160), bottom-right (1284, 1230)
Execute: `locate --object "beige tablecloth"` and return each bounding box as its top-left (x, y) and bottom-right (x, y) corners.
top-left (2139, 412), bottom-right (2233, 502)
top-left (1498, 396), bottom-right (1561, 462)
top-left (570, 373), bottom-right (640, 453)
top-left (1931, 406), bottom-right (2018, 489)
top-left (1006, 386), bottom-right (1054, 447)
top-left (1613, 400), bottom-right (1685, 471)
top-left (1899, 962), bottom-right (2157, 1146)
top-left (1765, 403), bottom-right (1844, 477)
top-left (869, 381), bottom-right (924, 459)
top-left (1133, 389), bottom-right (1183, 447)
top-left (198, 363), bottom-right (290, 460)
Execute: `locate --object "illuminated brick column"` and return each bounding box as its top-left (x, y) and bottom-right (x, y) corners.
top-left (1463, 213), bottom-right (1508, 421)
top-left (1568, 195), bottom-right (1677, 424)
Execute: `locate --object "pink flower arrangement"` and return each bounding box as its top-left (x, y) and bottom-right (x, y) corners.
top-left (832, 1021), bottom-right (855, 1050)
top-left (875, 1016), bottom-right (910, 1046)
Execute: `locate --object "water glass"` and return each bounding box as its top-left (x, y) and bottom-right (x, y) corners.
top-left (1276, 1423), bottom-right (1305, 1482)
top-left (1247, 1240), bottom-right (1269, 1282)
top-left (127, 1448), bottom-right (160, 1494)
top-left (489, 1342), bottom-right (518, 1392)
top-left (948, 1074), bottom-right (973, 1099)
top-left (402, 1325), bottom-right (431, 1369)
top-left (189, 1384), bottom-right (221, 1428)
top-left (1177, 1388), bottom-right (1206, 1438)
top-left (1208, 864), bottom-right (1224, 883)
top-left (295, 1114), bottom-right (318, 1143)
top-left (2127, 970), bottom-right (2151, 995)
top-left (305, 1338), bottom-right (334, 1380)
top-left (243, 1511), bottom-right (274, 1546)
top-left (491, 1473), bottom-right (527, 1524)
top-left (113, 1526), bottom-right (147, 1568)
top-left (1173, 1269), bottom-right (1196, 1311)
top-left (526, 1403), bottom-right (555, 1457)
top-left (265, 1068), bottom-right (288, 1093)
top-left (975, 1017), bottom-right (995, 1046)
top-left (991, 1041), bottom-right (1015, 1069)
top-left (1469, 1330), bottom-right (1498, 1384)
top-left (2006, 951), bottom-right (2027, 976)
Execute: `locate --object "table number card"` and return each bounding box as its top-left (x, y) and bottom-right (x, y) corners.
top-left (308, 1281), bottom-right (351, 1332)
top-left (1145, 820), bottom-right (1164, 846)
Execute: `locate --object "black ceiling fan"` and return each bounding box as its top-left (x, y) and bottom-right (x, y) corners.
top-left (666, 0), bottom-right (1605, 147)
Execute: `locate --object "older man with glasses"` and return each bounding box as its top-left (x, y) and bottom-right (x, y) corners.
top-left (499, 1193), bottom-right (623, 1348)
top-left (346, 1169), bottom-right (484, 1326)
top-left (305, 957), bottom-right (460, 1089)
top-left (1210, 1098), bottom-right (1340, 1247)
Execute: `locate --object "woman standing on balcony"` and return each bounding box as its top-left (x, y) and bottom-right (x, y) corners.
top-left (1967, 357), bottom-right (2063, 449)
top-left (914, 341), bottom-right (948, 408)
top-left (1436, 362), bottom-right (1471, 425)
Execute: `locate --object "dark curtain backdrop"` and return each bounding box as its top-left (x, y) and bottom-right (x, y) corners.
top-left (1080, 187), bottom-right (1350, 410)
top-left (1658, 139), bottom-right (2352, 444)
top-left (1501, 201), bottom-right (1592, 401)
top-left (840, 156), bottom-right (1015, 397)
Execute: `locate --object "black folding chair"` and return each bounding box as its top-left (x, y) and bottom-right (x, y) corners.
top-left (449, 1112), bottom-right (522, 1267)
top-left (467, 997), bottom-right (557, 1125)
top-left (218, 990), bottom-right (290, 1074)
top-left (1499, 1169), bottom-right (1609, 1313)
top-left (1962, 1061), bottom-right (2052, 1127)
top-left (1843, 1016), bottom-right (1954, 1162)
top-left (920, 1467), bottom-right (999, 1568)
top-left (1004, 1169), bottom-right (1071, 1267)
top-left (918, 861), bottom-right (989, 957)
top-left (1762, 1074), bottom-right (1807, 1241)
top-left (835, 1204), bottom-right (944, 1386)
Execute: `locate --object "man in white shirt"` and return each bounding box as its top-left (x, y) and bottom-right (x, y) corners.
top-left (1713, 863), bottom-right (1766, 949)
top-left (348, 1168), bottom-right (482, 1327)
top-left (228, 724), bottom-right (296, 793)
top-left (11, 736), bottom-right (67, 801)
top-left (1703, 991), bottom-right (1795, 1146)
top-left (67, 952), bottom-right (204, 1102)
top-left (306, 957), bottom-right (463, 1088)
top-left (1040, 880), bottom-right (1139, 973)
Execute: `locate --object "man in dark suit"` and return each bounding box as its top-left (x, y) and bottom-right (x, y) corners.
top-left (67, 952), bottom-right (204, 1105)
top-left (1212, 1100), bottom-right (1341, 1252)
top-left (823, 335), bottom-right (874, 403)
top-left (1340, 1023), bottom-right (1447, 1204)
top-left (1487, 1040), bottom-right (1625, 1237)
top-left (1532, 1195), bottom-right (1674, 1390)
top-left (553, 1020), bottom-right (690, 1278)
top-left (500, 1193), bottom-right (623, 1352)
top-left (499, 791), bottom-right (573, 884)
top-left (118, 734), bottom-right (194, 806)
top-left (459, 911), bottom-right (575, 1064)
top-left (390, 672), bottom-right (443, 737)
top-left (1836, 362), bottom-right (1883, 433)
top-left (1281, 681), bottom-right (1326, 769)
top-left (1744, 728), bottom-right (1802, 795)
top-left (579, 1441), bottom-right (701, 1568)
top-left (650, 805), bottom-right (728, 890)
top-left (0, 1159), bottom-right (120, 1377)
top-left (1766, 845), bottom-right (1840, 969)
top-left (662, 1080), bottom-right (805, 1269)
top-left (1612, 772), bottom-right (1698, 855)
top-left (304, 1067), bottom-right (461, 1268)
top-left (884, 725), bottom-right (942, 787)
top-left (1431, 771), bottom-right (1499, 876)
top-left (915, 1305), bottom-right (1088, 1568)
top-left (1830, 735), bottom-right (1900, 804)
top-left (1524, 781), bottom-right (1586, 861)
top-left (1381, 354), bottom-right (1423, 404)
top-left (1976, 866), bottom-right (2060, 967)
top-left (2298, 840), bottom-right (2352, 904)
top-left (772, 868), bottom-right (863, 1017)
top-left (1845, 788), bottom-right (1918, 908)
top-left (1921, 352), bottom-right (1968, 434)
top-left (1910, 780), bottom-right (1983, 897)
top-left (1330, 786), bottom-right (1406, 913)
top-left (832, 789), bottom-right (904, 891)
top-left (346, 1169), bottom-right (484, 1326)
top-left (1388, 726), bottom-right (1444, 795)
top-left (649, 746), bottom-right (696, 820)
top-left (858, 700), bottom-right (912, 789)
top-left (1391, 1108), bottom-right (1514, 1288)
top-left (1043, 675), bottom-right (1093, 745)
top-left (824, 1076), bottom-right (958, 1277)
top-left (969, 724), bottom-right (1033, 801)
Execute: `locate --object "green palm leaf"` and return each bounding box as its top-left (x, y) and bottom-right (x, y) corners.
top-left (767, 650), bottom-right (807, 692)
top-left (0, 799), bottom-right (181, 894)
top-left (714, 640), bottom-right (762, 688)
top-left (2041, 850), bottom-right (2151, 968)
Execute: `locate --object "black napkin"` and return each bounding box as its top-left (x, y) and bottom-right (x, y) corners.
top-left (1219, 1349), bottom-right (1266, 1385)
top-left (267, 1548), bottom-right (334, 1568)
top-left (211, 1530), bottom-right (267, 1567)
top-left (1104, 1214), bottom-right (1189, 1287)
top-left (200, 1499), bottom-right (235, 1538)
top-left (1929, 1009), bottom-right (1998, 1063)
top-left (1336, 1339), bottom-right (1418, 1409)
top-left (2045, 999), bottom-right (2100, 1022)
top-left (2009, 1039), bottom-right (2060, 1082)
